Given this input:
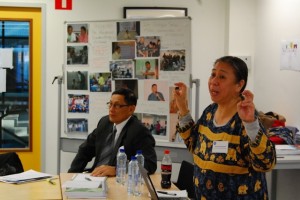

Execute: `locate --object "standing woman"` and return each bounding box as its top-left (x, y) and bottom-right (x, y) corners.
top-left (173, 56), bottom-right (276, 199)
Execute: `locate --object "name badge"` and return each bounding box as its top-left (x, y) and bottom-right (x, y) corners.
top-left (212, 141), bottom-right (228, 153)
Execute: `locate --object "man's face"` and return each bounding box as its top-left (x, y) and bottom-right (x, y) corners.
top-left (146, 63), bottom-right (151, 70)
top-left (67, 27), bottom-right (73, 34)
top-left (140, 37), bottom-right (144, 43)
top-left (152, 85), bottom-right (157, 93)
top-left (108, 94), bottom-right (135, 124)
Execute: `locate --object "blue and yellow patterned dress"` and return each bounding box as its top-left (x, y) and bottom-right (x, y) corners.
top-left (177, 103), bottom-right (276, 200)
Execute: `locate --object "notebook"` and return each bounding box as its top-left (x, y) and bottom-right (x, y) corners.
top-left (138, 164), bottom-right (188, 200)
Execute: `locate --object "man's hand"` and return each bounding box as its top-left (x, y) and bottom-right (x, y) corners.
top-left (90, 165), bottom-right (116, 177)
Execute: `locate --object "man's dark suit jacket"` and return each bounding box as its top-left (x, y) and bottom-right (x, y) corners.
top-left (68, 115), bottom-right (157, 174)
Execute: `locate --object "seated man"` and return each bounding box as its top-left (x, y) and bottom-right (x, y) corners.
top-left (68, 88), bottom-right (157, 176)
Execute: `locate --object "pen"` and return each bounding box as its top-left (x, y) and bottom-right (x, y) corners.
top-left (71, 174), bottom-right (78, 180)
top-left (85, 177), bottom-right (92, 181)
top-left (47, 178), bottom-right (57, 185)
top-left (157, 191), bottom-right (177, 196)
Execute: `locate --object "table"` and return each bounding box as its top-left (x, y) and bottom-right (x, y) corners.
top-left (0, 176), bottom-right (61, 200)
top-left (271, 154), bottom-right (300, 200)
top-left (60, 173), bottom-right (179, 200)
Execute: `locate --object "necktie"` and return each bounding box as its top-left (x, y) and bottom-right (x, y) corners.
top-left (97, 126), bottom-right (117, 166)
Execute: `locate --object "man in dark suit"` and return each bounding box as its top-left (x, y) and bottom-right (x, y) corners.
top-left (68, 88), bottom-right (157, 176)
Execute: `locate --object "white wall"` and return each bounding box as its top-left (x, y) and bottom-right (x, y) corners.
top-left (1, 0), bottom-right (300, 199)
top-left (1, 0), bottom-right (227, 175)
top-left (255, 0), bottom-right (300, 128)
top-left (0, 0), bottom-right (229, 177)
top-left (254, 1), bottom-right (300, 199)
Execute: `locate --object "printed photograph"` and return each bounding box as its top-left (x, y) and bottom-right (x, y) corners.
top-left (68, 94), bottom-right (89, 113)
top-left (67, 45), bottom-right (88, 65)
top-left (67, 23), bottom-right (89, 43)
top-left (67, 118), bottom-right (88, 133)
top-left (144, 80), bottom-right (169, 102)
top-left (160, 49), bottom-right (186, 71)
top-left (67, 71), bottom-right (88, 90)
top-left (89, 72), bottom-right (112, 92)
top-left (169, 114), bottom-right (183, 143)
top-left (135, 59), bottom-right (159, 79)
top-left (142, 113), bottom-right (167, 136)
top-left (115, 79), bottom-right (138, 99)
top-left (169, 86), bottom-right (179, 113)
top-left (112, 41), bottom-right (135, 60)
top-left (116, 21), bottom-right (140, 40)
top-left (109, 60), bottom-right (134, 79)
top-left (136, 36), bottom-right (160, 57)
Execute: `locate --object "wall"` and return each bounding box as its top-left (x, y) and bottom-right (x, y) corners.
top-left (0, 0), bottom-right (228, 177)
top-left (32, 0), bottom-right (228, 175)
top-left (255, 0), bottom-right (300, 128)
top-left (229, 1), bottom-right (300, 199)
top-left (1, 0), bottom-right (300, 199)
top-left (254, 1), bottom-right (300, 199)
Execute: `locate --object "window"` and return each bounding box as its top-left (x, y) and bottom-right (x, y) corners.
top-left (0, 20), bottom-right (31, 150)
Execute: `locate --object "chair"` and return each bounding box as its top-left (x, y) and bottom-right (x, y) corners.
top-left (0, 152), bottom-right (24, 176)
top-left (173, 160), bottom-right (195, 199)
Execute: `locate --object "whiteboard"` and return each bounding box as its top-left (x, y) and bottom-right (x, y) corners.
top-left (63, 17), bottom-right (191, 146)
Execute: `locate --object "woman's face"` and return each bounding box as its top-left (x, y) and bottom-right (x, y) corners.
top-left (208, 61), bottom-right (243, 104)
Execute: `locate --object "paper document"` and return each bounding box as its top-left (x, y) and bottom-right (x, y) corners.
top-left (0, 169), bottom-right (53, 184)
top-left (0, 69), bottom-right (6, 93)
top-left (63, 173), bottom-right (107, 199)
top-left (276, 145), bottom-right (300, 155)
top-left (156, 190), bottom-right (188, 198)
top-left (0, 48), bottom-right (13, 69)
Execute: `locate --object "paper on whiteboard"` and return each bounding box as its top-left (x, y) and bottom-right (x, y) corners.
top-left (0, 48), bottom-right (13, 69)
top-left (0, 69), bottom-right (6, 93)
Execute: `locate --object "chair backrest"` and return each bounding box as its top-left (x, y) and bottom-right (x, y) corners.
top-left (0, 152), bottom-right (24, 176)
top-left (174, 160), bottom-right (195, 199)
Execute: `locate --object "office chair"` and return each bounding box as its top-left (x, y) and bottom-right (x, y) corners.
top-left (0, 152), bottom-right (24, 176)
top-left (173, 160), bottom-right (195, 199)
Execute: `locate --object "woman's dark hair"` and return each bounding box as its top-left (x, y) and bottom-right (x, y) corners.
top-left (214, 56), bottom-right (248, 92)
top-left (112, 88), bottom-right (137, 106)
top-left (81, 26), bottom-right (87, 32)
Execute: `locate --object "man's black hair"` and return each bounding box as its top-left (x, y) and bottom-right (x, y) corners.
top-left (112, 88), bottom-right (137, 106)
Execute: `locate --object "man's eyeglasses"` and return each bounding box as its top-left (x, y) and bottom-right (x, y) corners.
top-left (107, 102), bottom-right (129, 109)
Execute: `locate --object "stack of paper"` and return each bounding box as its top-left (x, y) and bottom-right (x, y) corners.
top-left (63, 174), bottom-right (107, 199)
top-left (0, 169), bottom-right (53, 184)
top-left (275, 145), bottom-right (300, 155)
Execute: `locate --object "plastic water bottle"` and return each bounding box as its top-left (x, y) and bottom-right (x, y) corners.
top-left (116, 148), bottom-right (127, 185)
top-left (135, 150), bottom-right (145, 167)
top-left (132, 156), bottom-right (141, 196)
top-left (127, 156), bottom-right (136, 195)
top-left (161, 149), bottom-right (172, 189)
top-left (135, 150), bottom-right (144, 184)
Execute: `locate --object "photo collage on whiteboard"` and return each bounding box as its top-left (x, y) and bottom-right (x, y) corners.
top-left (64, 20), bottom-right (189, 143)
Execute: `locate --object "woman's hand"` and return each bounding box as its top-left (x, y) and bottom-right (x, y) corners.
top-left (173, 82), bottom-right (189, 116)
top-left (237, 90), bottom-right (256, 123)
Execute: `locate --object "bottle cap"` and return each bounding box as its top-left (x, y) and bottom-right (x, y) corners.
top-left (120, 148), bottom-right (125, 153)
top-left (137, 150), bottom-right (142, 154)
top-left (164, 150), bottom-right (170, 154)
top-left (131, 156), bottom-right (137, 160)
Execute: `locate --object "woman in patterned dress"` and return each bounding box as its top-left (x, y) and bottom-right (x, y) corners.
top-left (173, 56), bottom-right (276, 200)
